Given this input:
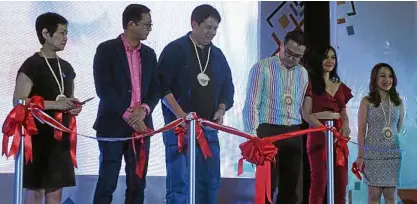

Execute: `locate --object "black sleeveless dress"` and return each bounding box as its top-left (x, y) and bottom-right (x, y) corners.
top-left (18, 53), bottom-right (76, 189)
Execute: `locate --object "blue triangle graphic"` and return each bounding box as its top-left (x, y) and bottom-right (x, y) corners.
top-left (63, 197), bottom-right (75, 204)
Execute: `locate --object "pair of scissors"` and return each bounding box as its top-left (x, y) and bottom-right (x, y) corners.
top-left (75, 97), bottom-right (95, 106)
top-left (64, 97), bottom-right (95, 113)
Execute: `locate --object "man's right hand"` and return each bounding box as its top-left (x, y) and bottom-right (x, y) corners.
top-left (162, 94), bottom-right (188, 128)
top-left (132, 120), bottom-right (148, 133)
top-left (126, 106), bottom-right (147, 127)
top-left (176, 111), bottom-right (188, 128)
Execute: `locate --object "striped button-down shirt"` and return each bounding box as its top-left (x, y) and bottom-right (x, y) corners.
top-left (242, 55), bottom-right (309, 134)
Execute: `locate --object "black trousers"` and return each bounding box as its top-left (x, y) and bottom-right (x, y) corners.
top-left (257, 123), bottom-right (303, 204)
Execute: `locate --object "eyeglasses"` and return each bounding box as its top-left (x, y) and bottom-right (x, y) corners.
top-left (284, 48), bottom-right (303, 60)
top-left (137, 21), bottom-right (153, 30)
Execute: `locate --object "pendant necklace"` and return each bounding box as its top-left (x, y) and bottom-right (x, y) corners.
top-left (189, 35), bottom-right (211, 87)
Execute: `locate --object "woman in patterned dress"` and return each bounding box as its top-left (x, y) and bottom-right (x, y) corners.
top-left (355, 63), bottom-right (404, 204)
top-left (303, 45), bottom-right (353, 204)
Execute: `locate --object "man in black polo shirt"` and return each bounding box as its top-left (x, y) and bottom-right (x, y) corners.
top-left (188, 36), bottom-right (216, 120)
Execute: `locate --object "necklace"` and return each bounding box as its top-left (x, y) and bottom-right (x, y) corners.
top-left (189, 35), bottom-right (211, 87)
top-left (380, 99), bottom-right (393, 139)
top-left (278, 57), bottom-right (293, 106)
top-left (40, 50), bottom-right (66, 101)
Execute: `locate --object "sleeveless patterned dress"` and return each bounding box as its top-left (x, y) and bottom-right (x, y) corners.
top-left (363, 100), bottom-right (401, 187)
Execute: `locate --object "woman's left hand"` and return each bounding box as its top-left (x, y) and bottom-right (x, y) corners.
top-left (340, 122), bottom-right (351, 138)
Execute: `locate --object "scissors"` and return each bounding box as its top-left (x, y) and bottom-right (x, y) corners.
top-left (65, 97), bottom-right (95, 113)
top-left (75, 97), bottom-right (95, 106)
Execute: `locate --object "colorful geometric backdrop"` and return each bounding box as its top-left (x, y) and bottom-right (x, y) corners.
top-left (266, 1), bottom-right (304, 55)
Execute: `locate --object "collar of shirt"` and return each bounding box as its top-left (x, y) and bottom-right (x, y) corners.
top-left (189, 38), bottom-right (211, 55)
top-left (121, 33), bottom-right (141, 52)
top-left (187, 32), bottom-right (213, 50)
top-left (276, 55), bottom-right (298, 71)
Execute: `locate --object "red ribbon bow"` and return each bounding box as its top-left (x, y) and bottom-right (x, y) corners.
top-left (236, 126), bottom-right (328, 204)
top-left (174, 113), bottom-right (212, 159)
top-left (334, 120), bottom-right (350, 167)
top-left (2, 96), bottom-right (45, 164)
top-left (20, 98), bottom-right (80, 168)
top-left (238, 137), bottom-right (277, 204)
top-left (175, 126), bottom-right (187, 153)
top-left (321, 120), bottom-right (350, 168)
top-left (334, 135), bottom-right (349, 167)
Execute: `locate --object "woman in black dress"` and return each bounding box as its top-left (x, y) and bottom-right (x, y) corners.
top-left (12, 13), bottom-right (82, 204)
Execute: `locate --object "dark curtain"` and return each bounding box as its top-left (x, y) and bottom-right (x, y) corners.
top-left (302, 2), bottom-right (330, 203)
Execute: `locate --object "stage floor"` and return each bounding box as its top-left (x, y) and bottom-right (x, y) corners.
top-left (0, 174), bottom-right (257, 204)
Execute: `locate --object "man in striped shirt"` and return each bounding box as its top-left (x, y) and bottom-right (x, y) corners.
top-left (243, 30), bottom-right (309, 204)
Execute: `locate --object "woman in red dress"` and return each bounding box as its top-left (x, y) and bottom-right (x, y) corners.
top-left (302, 45), bottom-right (353, 204)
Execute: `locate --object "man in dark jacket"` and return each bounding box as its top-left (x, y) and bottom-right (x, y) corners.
top-left (157, 4), bottom-right (235, 204)
top-left (92, 4), bottom-right (160, 204)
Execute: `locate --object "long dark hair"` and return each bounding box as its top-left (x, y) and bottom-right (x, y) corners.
top-left (367, 63), bottom-right (401, 106)
top-left (307, 45), bottom-right (340, 95)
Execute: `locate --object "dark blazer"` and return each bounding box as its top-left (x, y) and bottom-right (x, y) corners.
top-left (93, 35), bottom-right (160, 137)
top-left (157, 32), bottom-right (235, 145)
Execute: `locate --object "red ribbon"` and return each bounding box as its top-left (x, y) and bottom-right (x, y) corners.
top-left (352, 161), bottom-right (364, 180)
top-left (2, 105), bottom-right (25, 158)
top-left (192, 113), bottom-right (212, 159)
top-left (175, 126), bottom-right (187, 153)
top-left (201, 120), bottom-right (253, 140)
top-left (54, 112), bottom-right (63, 141)
top-left (201, 119), bottom-right (329, 204)
top-left (3, 102), bottom-right (356, 203)
top-left (2, 96), bottom-right (45, 164)
top-left (238, 137), bottom-right (277, 204)
top-left (173, 113), bottom-right (212, 159)
top-left (129, 118), bottom-right (185, 178)
top-left (334, 120), bottom-right (350, 167)
top-left (27, 103), bottom-right (79, 168)
top-left (53, 112), bottom-right (78, 168)
top-left (237, 137), bottom-right (277, 175)
top-left (255, 126), bottom-right (328, 204)
top-left (321, 120), bottom-right (350, 168)
top-left (69, 116), bottom-right (77, 167)
top-left (34, 111), bottom-right (182, 179)
top-left (131, 129), bottom-right (152, 179)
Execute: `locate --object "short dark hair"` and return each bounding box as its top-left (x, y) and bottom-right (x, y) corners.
top-left (191, 4), bottom-right (221, 25)
top-left (284, 30), bottom-right (306, 47)
top-left (122, 4), bottom-right (151, 29)
top-left (35, 12), bottom-right (68, 44)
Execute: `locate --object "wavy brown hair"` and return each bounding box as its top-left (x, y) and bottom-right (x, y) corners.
top-left (367, 63), bottom-right (401, 107)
